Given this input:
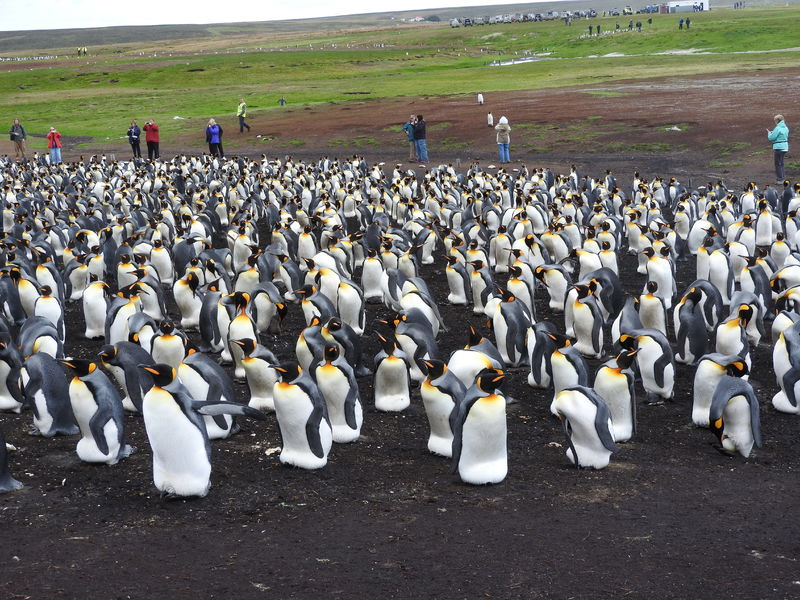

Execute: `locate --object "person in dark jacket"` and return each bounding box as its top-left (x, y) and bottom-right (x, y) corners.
top-left (143, 119), bottom-right (159, 160)
top-left (127, 120), bottom-right (141, 159)
top-left (205, 119), bottom-right (224, 158)
top-left (9, 119), bottom-right (26, 160)
top-left (414, 114), bottom-right (428, 163)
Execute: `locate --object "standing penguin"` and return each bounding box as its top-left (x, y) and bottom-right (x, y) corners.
top-left (593, 350), bottom-right (637, 442)
top-left (60, 359), bottom-right (133, 465)
top-left (150, 321), bottom-right (188, 370)
top-left (550, 386), bottom-right (616, 469)
top-left (232, 338), bottom-right (279, 412)
top-left (526, 321), bottom-right (559, 389)
top-left (445, 255), bottom-right (471, 306)
top-left (451, 368), bottom-right (508, 485)
top-left (82, 277), bottom-right (110, 339)
top-left (709, 376), bottom-right (762, 458)
top-left (272, 361), bottom-right (333, 470)
top-left (178, 349), bottom-right (241, 440)
top-left (0, 337), bottom-right (24, 414)
top-left (0, 428), bottom-right (23, 493)
top-left (620, 330), bottom-right (674, 403)
top-left (139, 363), bottom-right (265, 497)
top-left (21, 353), bottom-right (79, 437)
top-left (420, 358), bottom-right (466, 457)
top-left (373, 332), bottom-right (411, 412)
top-left (173, 271), bottom-right (204, 330)
top-left (314, 345), bottom-right (363, 443)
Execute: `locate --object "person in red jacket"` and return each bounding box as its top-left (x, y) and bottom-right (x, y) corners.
top-left (143, 119), bottom-right (160, 160)
top-left (46, 126), bottom-right (62, 164)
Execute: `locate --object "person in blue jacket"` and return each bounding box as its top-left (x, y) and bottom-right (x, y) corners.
top-left (402, 115), bottom-right (416, 161)
top-left (127, 119), bottom-right (141, 159)
top-left (767, 114), bottom-right (789, 182)
top-left (205, 118), bottom-right (224, 158)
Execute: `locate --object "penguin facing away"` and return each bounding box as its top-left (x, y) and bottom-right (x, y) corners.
top-left (22, 353), bottom-right (79, 437)
top-left (551, 386), bottom-right (616, 470)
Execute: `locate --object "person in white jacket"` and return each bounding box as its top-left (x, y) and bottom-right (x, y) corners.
top-left (495, 116), bottom-right (511, 164)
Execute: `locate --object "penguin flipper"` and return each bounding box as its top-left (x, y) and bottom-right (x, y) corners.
top-left (305, 404), bottom-right (327, 459)
top-left (192, 401), bottom-right (267, 421)
top-left (782, 367), bottom-right (800, 408)
top-left (592, 398), bottom-right (617, 454)
top-left (88, 406), bottom-right (112, 457)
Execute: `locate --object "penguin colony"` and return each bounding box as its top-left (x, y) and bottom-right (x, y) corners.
top-left (0, 154), bottom-right (796, 497)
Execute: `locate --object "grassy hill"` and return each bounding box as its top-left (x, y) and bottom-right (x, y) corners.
top-left (0, 5), bottom-right (797, 151)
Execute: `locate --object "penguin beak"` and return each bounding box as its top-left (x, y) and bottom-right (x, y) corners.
top-left (140, 366), bottom-right (159, 375)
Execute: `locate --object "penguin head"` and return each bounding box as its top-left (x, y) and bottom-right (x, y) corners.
top-left (376, 332), bottom-right (396, 355)
top-left (642, 247), bottom-right (655, 258)
top-left (685, 287), bottom-right (702, 304)
top-left (615, 349), bottom-right (638, 370)
top-left (725, 360), bottom-right (748, 378)
top-left (140, 363), bottom-right (177, 388)
top-left (97, 344), bottom-right (117, 362)
top-left (737, 304), bottom-right (754, 326)
top-left (38, 285), bottom-right (52, 296)
top-left (646, 280), bottom-right (658, 294)
top-left (60, 359), bottom-right (97, 377)
top-left (324, 317), bottom-right (343, 333)
top-left (294, 284), bottom-right (315, 299)
top-left (618, 334), bottom-right (637, 351)
top-left (273, 361), bottom-right (302, 383)
top-left (159, 320), bottom-right (176, 334)
top-left (474, 368), bottom-right (506, 394)
top-left (323, 345), bottom-right (340, 363)
top-left (420, 358), bottom-right (447, 380)
top-left (659, 245), bottom-right (671, 257)
top-left (233, 338), bottom-right (256, 356)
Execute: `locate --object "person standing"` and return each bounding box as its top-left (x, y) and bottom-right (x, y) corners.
top-left (402, 115), bottom-right (416, 161)
top-left (127, 119), bottom-right (141, 159)
top-left (495, 116), bottom-right (511, 164)
top-left (767, 114), bottom-right (789, 182)
top-left (206, 119), bottom-right (224, 158)
top-left (46, 127), bottom-right (62, 164)
top-left (9, 119), bottom-right (26, 160)
top-left (413, 115), bottom-right (428, 163)
top-left (143, 119), bottom-right (160, 160)
top-left (237, 98), bottom-right (251, 133)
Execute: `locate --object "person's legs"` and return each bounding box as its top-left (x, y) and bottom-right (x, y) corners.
top-left (417, 139), bottom-right (428, 162)
top-left (154, 142), bottom-right (159, 159)
top-left (147, 141), bottom-right (154, 159)
top-left (409, 141), bottom-right (416, 161)
top-left (503, 143), bottom-right (511, 163)
top-left (775, 150), bottom-right (786, 181)
top-left (498, 143), bottom-right (504, 163)
top-left (51, 147), bottom-right (62, 164)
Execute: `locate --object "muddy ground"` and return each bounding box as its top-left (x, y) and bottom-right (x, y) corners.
top-left (2, 68), bottom-right (800, 599)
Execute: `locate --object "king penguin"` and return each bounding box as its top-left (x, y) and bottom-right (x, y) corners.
top-left (373, 332), bottom-right (411, 412)
top-left (97, 342), bottom-right (154, 413)
top-left (60, 359), bottom-right (133, 464)
top-left (709, 376), bottom-right (762, 458)
top-left (22, 352), bottom-right (79, 437)
top-left (231, 338), bottom-right (279, 412)
top-left (272, 361), bottom-right (333, 470)
top-left (420, 358), bottom-right (466, 457)
top-left (451, 368), bottom-right (508, 484)
top-left (550, 386), bottom-right (616, 469)
top-left (314, 345), bottom-right (363, 443)
top-left (593, 350), bottom-right (637, 442)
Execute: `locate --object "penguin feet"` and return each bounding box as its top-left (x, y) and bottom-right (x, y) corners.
top-left (25, 425), bottom-right (43, 437)
top-left (645, 393), bottom-right (665, 405)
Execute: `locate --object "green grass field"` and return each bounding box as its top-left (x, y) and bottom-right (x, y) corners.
top-left (1, 6), bottom-right (797, 146)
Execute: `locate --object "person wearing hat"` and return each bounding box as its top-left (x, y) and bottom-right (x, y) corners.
top-left (767, 114), bottom-right (789, 182)
top-left (495, 116), bottom-right (511, 164)
top-left (9, 119), bottom-right (26, 160)
top-left (46, 126), bottom-right (62, 164)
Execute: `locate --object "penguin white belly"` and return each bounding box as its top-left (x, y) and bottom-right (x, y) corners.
top-left (70, 381), bottom-right (117, 463)
top-left (273, 383), bottom-right (331, 469)
top-left (31, 386), bottom-right (54, 435)
top-left (108, 304), bottom-right (135, 346)
top-left (179, 367), bottom-right (233, 440)
top-left (446, 270), bottom-right (469, 305)
top-left (721, 396), bottom-right (756, 457)
top-left (174, 287), bottom-right (201, 330)
top-left (243, 358), bottom-right (277, 412)
top-left (639, 299), bottom-right (666, 335)
top-left (572, 302), bottom-right (601, 358)
top-left (337, 286), bottom-right (364, 336)
top-left (594, 371), bottom-right (633, 442)
top-left (692, 364), bottom-right (724, 426)
top-left (637, 338), bottom-right (673, 399)
top-left (82, 287), bottom-right (107, 339)
top-left (228, 316), bottom-right (256, 379)
top-left (35, 301), bottom-right (63, 340)
top-left (361, 262), bottom-right (383, 301)
top-left (458, 396), bottom-right (507, 484)
top-left (395, 335), bottom-right (425, 382)
top-left (151, 336), bottom-right (185, 370)
top-left (0, 361), bottom-right (22, 413)
top-left (144, 389), bottom-right (211, 497)
top-left (715, 325), bottom-right (749, 368)
top-left (546, 274), bottom-right (567, 312)
top-left (447, 350), bottom-right (494, 389)
top-left (553, 392), bottom-right (613, 469)
top-left (421, 382), bottom-right (455, 457)
top-left (374, 356), bottom-right (410, 412)
top-left (316, 364), bottom-right (362, 443)
top-left (551, 352), bottom-right (578, 394)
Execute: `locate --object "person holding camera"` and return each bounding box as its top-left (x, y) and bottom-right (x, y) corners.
top-left (206, 118), bottom-right (224, 158)
top-left (767, 114), bottom-right (789, 183)
top-left (46, 126), bottom-right (62, 164)
top-left (402, 115), bottom-right (416, 161)
top-left (143, 119), bottom-right (160, 160)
